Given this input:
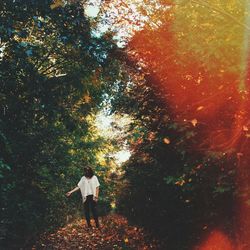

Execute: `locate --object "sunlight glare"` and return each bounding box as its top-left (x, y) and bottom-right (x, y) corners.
top-left (85, 5), bottom-right (99, 17)
top-left (114, 150), bottom-right (131, 164)
top-left (84, 0), bottom-right (101, 18)
top-left (96, 113), bottom-right (112, 130)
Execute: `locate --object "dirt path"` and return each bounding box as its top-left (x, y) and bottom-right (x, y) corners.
top-left (33, 214), bottom-right (164, 249)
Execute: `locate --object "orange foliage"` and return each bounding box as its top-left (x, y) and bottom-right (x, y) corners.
top-left (127, 2), bottom-right (250, 249)
top-left (35, 214), bottom-right (164, 249)
top-left (128, 21), bottom-right (244, 152)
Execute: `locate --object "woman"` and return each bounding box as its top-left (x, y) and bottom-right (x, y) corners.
top-left (66, 166), bottom-right (100, 228)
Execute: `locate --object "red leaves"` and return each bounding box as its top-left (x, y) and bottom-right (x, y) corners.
top-left (34, 214), bottom-right (162, 249)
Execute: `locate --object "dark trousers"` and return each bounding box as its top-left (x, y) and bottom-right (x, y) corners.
top-left (84, 195), bottom-right (99, 227)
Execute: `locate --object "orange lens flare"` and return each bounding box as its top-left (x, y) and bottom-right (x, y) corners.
top-left (128, 1), bottom-right (250, 249)
top-left (195, 230), bottom-right (234, 250)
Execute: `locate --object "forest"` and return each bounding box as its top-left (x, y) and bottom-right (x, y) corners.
top-left (1, 0), bottom-right (250, 249)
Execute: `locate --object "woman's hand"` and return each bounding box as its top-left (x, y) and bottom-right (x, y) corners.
top-left (93, 196), bottom-right (98, 202)
top-left (65, 187), bottom-right (79, 197)
top-left (66, 191), bottom-right (72, 197)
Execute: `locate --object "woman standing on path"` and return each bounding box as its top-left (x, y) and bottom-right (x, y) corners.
top-left (66, 166), bottom-right (100, 228)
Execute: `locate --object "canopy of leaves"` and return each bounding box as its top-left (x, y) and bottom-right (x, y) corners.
top-left (0, 1), bottom-right (122, 248)
top-left (106, 0), bottom-right (248, 248)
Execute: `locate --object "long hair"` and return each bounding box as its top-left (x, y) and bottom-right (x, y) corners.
top-left (84, 166), bottom-right (94, 178)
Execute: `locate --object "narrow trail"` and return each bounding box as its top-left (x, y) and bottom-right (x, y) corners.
top-left (33, 214), bottom-right (164, 250)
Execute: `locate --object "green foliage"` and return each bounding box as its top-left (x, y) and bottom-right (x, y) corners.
top-left (0, 1), bottom-right (120, 248)
top-left (111, 70), bottom-right (237, 249)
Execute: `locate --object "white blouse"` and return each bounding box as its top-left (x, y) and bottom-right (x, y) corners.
top-left (77, 175), bottom-right (100, 203)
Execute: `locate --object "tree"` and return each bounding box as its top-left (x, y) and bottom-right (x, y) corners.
top-left (0, 1), bottom-right (121, 248)
top-left (106, 0), bottom-right (248, 248)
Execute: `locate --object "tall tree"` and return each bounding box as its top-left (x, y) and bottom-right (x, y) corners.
top-left (106, 0), bottom-right (248, 248)
top-left (0, 0), bottom-right (120, 247)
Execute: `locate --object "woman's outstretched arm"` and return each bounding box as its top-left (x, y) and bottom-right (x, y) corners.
top-left (66, 186), bottom-right (80, 197)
